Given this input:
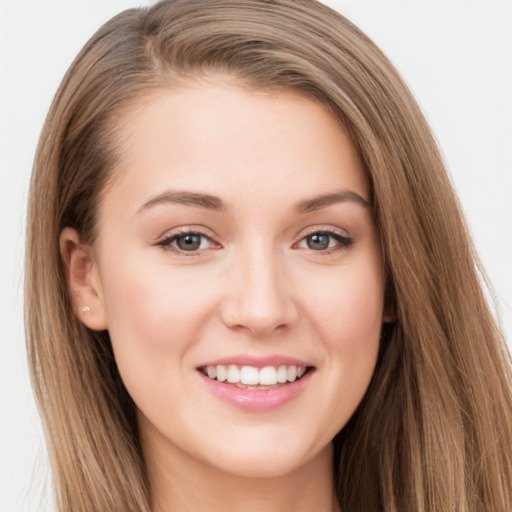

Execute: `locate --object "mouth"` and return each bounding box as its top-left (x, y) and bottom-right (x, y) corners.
top-left (198, 364), bottom-right (313, 390)
top-left (196, 356), bottom-right (315, 411)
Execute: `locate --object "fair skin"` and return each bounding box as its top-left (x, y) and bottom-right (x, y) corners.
top-left (61, 78), bottom-right (385, 512)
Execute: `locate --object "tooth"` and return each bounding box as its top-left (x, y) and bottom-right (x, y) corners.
top-left (211, 364), bottom-right (306, 385)
top-left (240, 366), bottom-right (259, 385)
top-left (216, 365), bottom-right (227, 382)
top-left (276, 365), bottom-right (288, 383)
top-left (227, 365), bottom-right (241, 383)
top-left (287, 365), bottom-right (297, 382)
top-left (259, 366), bottom-right (278, 386)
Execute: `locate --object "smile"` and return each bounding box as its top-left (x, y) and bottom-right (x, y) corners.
top-left (200, 364), bottom-right (308, 388)
top-left (197, 359), bottom-right (315, 412)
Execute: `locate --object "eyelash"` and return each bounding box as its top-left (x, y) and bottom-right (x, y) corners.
top-left (155, 228), bottom-right (354, 256)
top-left (155, 228), bottom-right (218, 256)
top-left (295, 229), bottom-right (354, 255)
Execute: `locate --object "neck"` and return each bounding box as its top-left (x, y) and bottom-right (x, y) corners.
top-left (142, 426), bottom-right (340, 512)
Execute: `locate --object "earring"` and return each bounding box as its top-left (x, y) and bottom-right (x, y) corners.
top-left (82, 306), bottom-right (90, 313)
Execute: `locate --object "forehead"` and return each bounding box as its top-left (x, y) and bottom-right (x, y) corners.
top-left (102, 79), bottom-right (369, 217)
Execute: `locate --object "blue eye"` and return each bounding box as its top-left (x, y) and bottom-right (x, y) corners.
top-left (306, 233), bottom-right (331, 250)
top-left (176, 234), bottom-right (204, 251)
top-left (157, 231), bottom-right (214, 253)
top-left (297, 231), bottom-right (353, 252)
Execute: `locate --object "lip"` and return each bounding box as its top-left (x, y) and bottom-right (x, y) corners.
top-left (197, 355), bottom-right (312, 368)
top-left (197, 356), bottom-right (315, 412)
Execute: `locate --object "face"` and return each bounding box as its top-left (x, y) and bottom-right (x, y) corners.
top-left (67, 79), bottom-right (385, 479)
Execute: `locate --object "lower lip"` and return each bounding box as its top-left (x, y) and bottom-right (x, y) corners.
top-left (199, 370), bottom-right (313, 412)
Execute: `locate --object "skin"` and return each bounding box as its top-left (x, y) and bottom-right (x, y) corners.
top-left (61, 78), bottom-right (386, 512)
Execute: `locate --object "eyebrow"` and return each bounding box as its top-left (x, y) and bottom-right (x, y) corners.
top-left (137, 189), bottom-right (371, 215)
top-left (294, 190), bottom-right (371, 213)
top-left (138, 191), bottom-right (226, 213)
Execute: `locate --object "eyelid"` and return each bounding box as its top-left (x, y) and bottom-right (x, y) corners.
top-left (154, 226), bottom-right (221, 255)
top-left (293, 225), bottom-right (354, 253)
top-left (152, 224), bottom-right (353, 255)
top-left (298, 225), bottom-right (349, 238)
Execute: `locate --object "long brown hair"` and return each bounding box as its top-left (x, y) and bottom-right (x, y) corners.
top-left (25, 1), bottom-right (512, 510)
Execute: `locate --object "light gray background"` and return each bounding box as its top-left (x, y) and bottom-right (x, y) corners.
top-left (1, 1), bottom-right (511, 510)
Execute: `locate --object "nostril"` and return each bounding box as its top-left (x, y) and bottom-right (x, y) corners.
top-left (218, 263), bottom-right (299, 335)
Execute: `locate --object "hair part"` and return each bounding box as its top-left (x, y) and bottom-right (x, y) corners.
top-left (25, 1), bottom-right (512, 511)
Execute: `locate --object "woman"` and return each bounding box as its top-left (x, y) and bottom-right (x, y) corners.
top-left (25, 0), bottom-right (512, 511)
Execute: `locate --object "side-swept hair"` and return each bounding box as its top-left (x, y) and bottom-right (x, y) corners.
top-left (25, 1), bottom-right (512, 510)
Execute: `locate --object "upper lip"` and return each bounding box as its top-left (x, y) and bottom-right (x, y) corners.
top-left (197, 355), bottom-right (313, 369)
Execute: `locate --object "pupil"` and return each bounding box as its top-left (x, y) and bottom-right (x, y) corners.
top-left (177, 234), bottom-right (201, 251)
top-left (307, 233), bottom-right (329, 250)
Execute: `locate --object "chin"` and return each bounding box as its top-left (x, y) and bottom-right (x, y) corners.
top-left (213, 455), bottom-right (308, 479)
top-left (202, 437), bottom-right (332, 480)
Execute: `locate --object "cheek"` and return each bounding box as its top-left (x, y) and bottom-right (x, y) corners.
top-left (332, 273), bottom-right (382, 375)
top-left (97, 252), bottom-right (225, 424)
top-left (306, 259), bottom-right (384, 350)
top-left (300, 257), bottom-right (383, 425)
top-left (98, 251), bottom-right (217, 369)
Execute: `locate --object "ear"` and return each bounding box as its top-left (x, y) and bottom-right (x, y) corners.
top-left (59, 227), bottom-right (108, 331)
top-left (382, 294), bottom-right (396, 323)
top-left (382, 276), bottom-right (397, 324)
top-left (382, 311), bottom-right (396, 324)
top-left (382, 300), bottom-right (397, 323)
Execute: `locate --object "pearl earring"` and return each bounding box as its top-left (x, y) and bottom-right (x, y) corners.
top-left (82, 306), bottom-right (90, 313)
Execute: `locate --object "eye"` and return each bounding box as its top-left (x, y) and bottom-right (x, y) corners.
top-left (296, 230), bottom-right (353, 252)
top-left (156, 230), bottom-right (218, 254)
top-left (174, 233), bottom-right (208, 251)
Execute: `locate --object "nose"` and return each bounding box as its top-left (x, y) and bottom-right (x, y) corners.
top-left (220, 247), bottom-right (299, 336)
